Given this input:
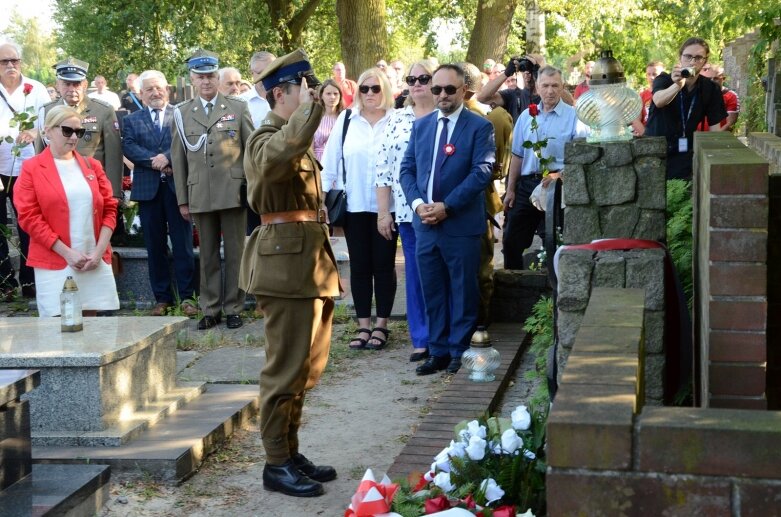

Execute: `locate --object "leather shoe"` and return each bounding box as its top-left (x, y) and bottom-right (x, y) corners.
top-left (446, 356), bottom-right (462, 374)
top-left (263, 460), bottom-right (324, 497)
top-left (409, 350), bottom-right (429, 362)
top-left (21, 285), bottom-right (36, 299)
top-left (197, 314), bottom-right (221, 330)
top-left (291, 452), bottom-right (337, 482)
top-left (180, 301), bottom-right (199, 317)
top-left (150, 302), bottom-right (171, 316)
top-left (416, 355), bottom-right (450, 376)
top-left (226, 314), bottom-right (243, 329)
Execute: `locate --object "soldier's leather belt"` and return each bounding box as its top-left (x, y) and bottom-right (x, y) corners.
top-left (260, 209), bottom-right (327, 225)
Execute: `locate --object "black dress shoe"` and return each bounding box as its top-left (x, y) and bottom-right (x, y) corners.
top-left (292, 452), bottom-right (337, 482)
top-left (263, 461), bottom-right (324, 497)
top-left (197, 314), bottom-right (221, 330)
top-left (446, 356), bottom-right (462, 374)
top-left (416, 355), bottom-right (450, 376)
top-left (226, 314), bottom-right (243, 329)
top-left (409, 350), bottom-right (430, 362)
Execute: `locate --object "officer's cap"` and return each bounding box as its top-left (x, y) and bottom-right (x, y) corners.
top-left (258, 49), bottom-right (320, 90)
top-left (186, 49), bottom-right (219, 74)
top-left (53, 57), bottom-right (89, 82)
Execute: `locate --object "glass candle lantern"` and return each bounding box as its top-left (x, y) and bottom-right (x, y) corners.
top-left (462, 326), bottom-right (501, 382)
top-left (60, 276), bottom-right (83, 332)
top-left (575, 50), bottom-right (642, 142)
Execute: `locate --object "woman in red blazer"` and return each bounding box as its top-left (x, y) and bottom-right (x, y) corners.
top-left (15, 105), bottom-right (119, 317)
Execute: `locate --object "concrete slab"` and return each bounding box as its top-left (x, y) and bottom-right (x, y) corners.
top-left (176, 351), bottom-right (199, 374)
top-left (32, 384), bottom-right (259, 483)
top-left (179, 346), bottom-right (264, 384)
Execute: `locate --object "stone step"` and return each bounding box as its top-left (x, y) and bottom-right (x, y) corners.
top-left (32, 383), bottom-right (259, 483)
top-left (0, 463), bottom-right (110, 517)
top-left (32, 381), bottom-right (207, 448)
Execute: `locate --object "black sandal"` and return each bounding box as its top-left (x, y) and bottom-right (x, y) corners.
top-left (366, 327), bottom-right (390, 350)
top-left (349, 328), bottom-right (371, 350)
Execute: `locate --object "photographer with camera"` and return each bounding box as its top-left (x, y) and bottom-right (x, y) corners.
top-left (477, 55), bottom-right (542, 122)
top-left (645, 37), bottom-right (727, 180)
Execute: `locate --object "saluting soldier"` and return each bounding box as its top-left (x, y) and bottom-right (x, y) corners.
top-left (35, 58), bottom-right (123, 198)
top-left (240, 49), bottom-right (339, 497)
top-left (171, 50), bottom-right (253, 330)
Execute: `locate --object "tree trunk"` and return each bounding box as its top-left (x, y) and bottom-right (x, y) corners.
top-left (265, 0), bottom-right (323, 51)
top-left (335, 0), bottom-right (389, 81)
top-left (525, 0), bottom-right (546, 56)
top-left (466, 0), bottom-right (520, 65)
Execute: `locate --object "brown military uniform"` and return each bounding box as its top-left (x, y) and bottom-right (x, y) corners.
top-left (171, 93), bottom-right (253, 317)
top-left (36, 97), bottom-right (123, 197)
top-left (240, 101), bottom-right (340, 464)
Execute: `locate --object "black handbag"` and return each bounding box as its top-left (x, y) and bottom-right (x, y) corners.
top-left (325, 109), bottom-right (352, 227)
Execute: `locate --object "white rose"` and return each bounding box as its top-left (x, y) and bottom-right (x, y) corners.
top-left (467, 419), bottom-right (487, 439)
top-left (433, 471), bottom-right (454, 493)
top-left (511, 405), bottom-right (531, 431)
top-left (517, 509), bottom-right (536, 517)
top-left (433, 445), bottom-right (452, 472)
top-left (480, 478), bottom-right (505, 504)
top-left (501, 428), bottom-right (523, 454)
top-left (465, 435), bottom-right (487, 461)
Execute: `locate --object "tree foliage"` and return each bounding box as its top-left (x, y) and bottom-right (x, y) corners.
top-left (5, 11), bottom-right (58, 85)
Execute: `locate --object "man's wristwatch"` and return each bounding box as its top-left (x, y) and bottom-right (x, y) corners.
top-left (444, 204), bottom-right (454, 217)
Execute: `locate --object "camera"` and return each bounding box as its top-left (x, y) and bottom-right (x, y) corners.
top-left (505, 56), bottom-right (540, 79)
top-left (680, 67), bottom-right (695, 78)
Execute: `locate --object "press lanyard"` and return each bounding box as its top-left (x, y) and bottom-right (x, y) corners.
top-left (679, 90), bottom-right (696, 138)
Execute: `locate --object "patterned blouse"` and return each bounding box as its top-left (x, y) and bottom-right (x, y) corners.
top-left (375, 106), bottom-right (417, 223)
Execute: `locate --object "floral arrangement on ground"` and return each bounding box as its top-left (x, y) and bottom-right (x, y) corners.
top-left (345, 405), bottom-right (547, 517)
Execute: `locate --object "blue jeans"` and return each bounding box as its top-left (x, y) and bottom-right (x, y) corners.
top-left (398, 223), bottom-right (428, 349)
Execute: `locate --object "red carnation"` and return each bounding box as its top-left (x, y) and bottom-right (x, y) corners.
top-left (528, 103), bottom-right (539, 117)
top-left (424, 495), bottom-right (451, 514)
top-left (492, 505), bottom-right (516, 517)
top-left (23, 83), bottom-right (33, 95)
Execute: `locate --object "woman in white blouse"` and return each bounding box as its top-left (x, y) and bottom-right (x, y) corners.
top-left (321, 68), bottom-right (395, 350)
top-left (375, 59), bottom-right (437, 362)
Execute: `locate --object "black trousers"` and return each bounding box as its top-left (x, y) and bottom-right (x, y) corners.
top-left (343, 211), bottom-right (398, 319)
top-left (0, 174), bottom-right (33, 290)
top-left (502, 175), bottom-right (545, 270)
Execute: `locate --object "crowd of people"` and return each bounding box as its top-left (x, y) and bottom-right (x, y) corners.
top-left (0, 36), bottom-right (736, 497)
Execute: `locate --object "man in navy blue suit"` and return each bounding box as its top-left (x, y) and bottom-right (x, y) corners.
top-left (400, 64), bottom-right (495, 375)
top-left (123, 70), bottom-right (197, 316)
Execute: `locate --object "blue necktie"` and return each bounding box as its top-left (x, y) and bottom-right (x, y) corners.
top-left (152, 109), bottom-right (161, 135)
top-left (432, 117), bottom-right (449, 202)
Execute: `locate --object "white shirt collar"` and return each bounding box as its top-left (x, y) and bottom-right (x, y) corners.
top-left (436, 102), bottom-right (464, 124)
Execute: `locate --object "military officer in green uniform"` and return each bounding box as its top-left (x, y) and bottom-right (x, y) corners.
top-left (171, 50), bottom-right (253, 330)
top-left (35, 58), bottom-right (123, 198)
top-left (240, 49), bottom-right (339, 497)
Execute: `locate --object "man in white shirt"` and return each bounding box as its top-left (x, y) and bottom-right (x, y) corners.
top-left (240, 51), bottom-right (275, 128)
top-left (88, 75), bottom-right (121, 110)
top-left (0, 41), bottom-right (51, 300)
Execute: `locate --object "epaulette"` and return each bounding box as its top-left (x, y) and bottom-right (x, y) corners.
top-left (89, 97), bottom-right (114, 109)
top-left (225, 95), bottom-right (247, 103)
top-left (41, 99), bottom-right (61, 110)
top-left (174, 98), bottom-right (195, 109)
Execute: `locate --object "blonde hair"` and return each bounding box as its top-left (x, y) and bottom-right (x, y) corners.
top-left (404, 59), bottom-right (437, 107)
top-left (45, 105), bottom-right (82, 130)
top-left (353, 68), bottom-right (394, 111)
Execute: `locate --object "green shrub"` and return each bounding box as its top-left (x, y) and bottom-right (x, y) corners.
top-left (666, 179), bottom-right (693, 311)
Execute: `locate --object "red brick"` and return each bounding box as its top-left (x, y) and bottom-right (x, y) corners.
top-left (709, 263), bottom-right (767, 296)
top-left (547, 384), bottom-right (635, 470)
top-left (710, 196), bottom-right (768, 228)
top-left (547, 469), bottom-right (731, 517)
top-left (637, 407), bottom-right (781, 478)
top-left (709, 331), bottom-right (767, 362)
top-left (709, 229), bottom-right (767, 262)
top-left (738, 480), bottom-right (781, 516)
top-left (709, 363), bottom-right (766, 396)
top-left (709, 299), bottom-right (767, 331)
top-left (709, 396), bottom-right (768, 410)
top-left (709, 161), bottom-right (768, 195)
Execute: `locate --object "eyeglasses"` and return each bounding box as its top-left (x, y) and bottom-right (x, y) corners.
top-left (359, 84), bottom-right (382, 94)
top-left (681, 54), bottom-right (706, 63)
top-left (56, 125), bottom-right (86, 138)
top-left (0, 58), bottom-right (21, 66)
top-left (405, 74), bottom-right (431, 86)
top-left (430, 85), bottom-right (459, 96)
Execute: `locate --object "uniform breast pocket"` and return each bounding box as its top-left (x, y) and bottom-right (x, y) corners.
top-left (218, 123), bottom-right (240, 146)
top-left (83, 124), bottom-right (99, 142)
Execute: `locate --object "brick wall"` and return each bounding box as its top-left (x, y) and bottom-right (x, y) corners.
top-left (693, 133), bottom-right (769, 409)
top-left (547, 287), bottom-right (781, 515)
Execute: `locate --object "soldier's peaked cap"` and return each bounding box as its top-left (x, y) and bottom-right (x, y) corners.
top-left (53, 57), bottom-right (89, 81)
top-left (258, 49), bottom-right (315, 90)
top-left (186, 49), bottom-right (219, 74)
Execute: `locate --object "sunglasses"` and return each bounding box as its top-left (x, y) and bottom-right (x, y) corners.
top-left (405, 74), bottom-right (431, 86)
top-left (359, 84), bottom-right (382, 94)
top-left (56, 125), bottom-right (86, 138)
top-left (430, 85), bottom-right (459, 96)
top-left (0, 59), bottom-right (21, 66)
